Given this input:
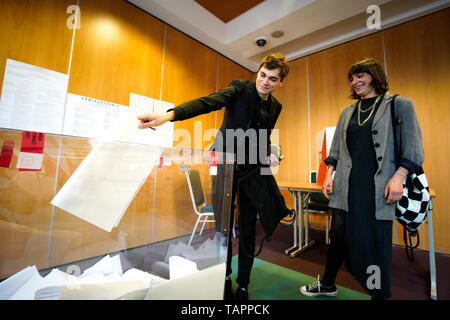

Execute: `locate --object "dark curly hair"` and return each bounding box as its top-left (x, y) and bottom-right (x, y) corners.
top-left (258, 53), bottom-right (290, 81)
top-left (347, 58), bottom-right (389, 99)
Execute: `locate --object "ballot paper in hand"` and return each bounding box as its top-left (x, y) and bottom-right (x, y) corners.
top-left (51, 140), bottom-right (159, 232)
top-left (129, 93), bottom-right (174, 148)
top-left (52, 107), bottom-right (163, 231)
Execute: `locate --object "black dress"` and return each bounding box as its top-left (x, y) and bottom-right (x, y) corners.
top-left (345, 95), bottom-right (393, 299)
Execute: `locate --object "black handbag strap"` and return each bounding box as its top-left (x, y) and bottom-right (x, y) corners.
top-left (391, 94), bottom-right (422, 262)
top-left (404, 227), bottom-right (420, 262)
top-left (390, 94), bottom-right (400, 163)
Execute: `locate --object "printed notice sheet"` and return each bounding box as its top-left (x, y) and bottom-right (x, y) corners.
top-left (0, 59), bottom-right (68, 134)
top-left (63, 94), bottom-right (129, 139)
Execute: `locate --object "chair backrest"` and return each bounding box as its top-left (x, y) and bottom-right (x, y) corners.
top-left (310, 192), bottom-right (329, 203)
top-left (185, 170), bottom-right (205, 207)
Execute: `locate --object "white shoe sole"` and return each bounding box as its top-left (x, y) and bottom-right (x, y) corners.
top-left (300, 285), bottom-right (337, 297)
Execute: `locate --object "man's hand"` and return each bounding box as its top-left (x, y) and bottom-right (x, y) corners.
top-left (137, 111), bottom-right (174, 129)
top-left (268, 153), bottom-right (283, 167)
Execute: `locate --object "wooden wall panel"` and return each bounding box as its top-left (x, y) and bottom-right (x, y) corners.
top-left (68, 0), bottom-right (165, 106)
top-left (308, 33), bottom-right (385, 173)
top-left (155, 26), bottom-right (217, 241)
top-left (161, 26), bottom-right (217, 152)
top-left (274, 57), bottom-right (309, 183)
top-left (0, 0), bottom-right (73, 279)
top-left (384, 9), bottom-right (450, 253)
top-left (0, 0), bottom-right (73, 93)
top-left (49, 0), bottom-right (166, 268)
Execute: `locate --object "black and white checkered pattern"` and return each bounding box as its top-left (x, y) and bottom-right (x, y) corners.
top-left (395, 167), bottom-right (430, 232)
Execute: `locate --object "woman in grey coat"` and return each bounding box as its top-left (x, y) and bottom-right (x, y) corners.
top-left (300, 58), bottom-right (424, 299)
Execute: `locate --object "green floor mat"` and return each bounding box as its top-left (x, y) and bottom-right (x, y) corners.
top-left (230, 256), bottom-right (370, 300)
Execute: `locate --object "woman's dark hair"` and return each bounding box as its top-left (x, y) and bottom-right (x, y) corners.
top-left (347, 58), bottom-right (389, 99)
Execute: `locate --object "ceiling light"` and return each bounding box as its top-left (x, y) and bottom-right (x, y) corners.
top-left (271, 30), bottom-right (284, 38)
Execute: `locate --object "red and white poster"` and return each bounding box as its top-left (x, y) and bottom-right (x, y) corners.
top-left (315, 127), bottom-right (335, 185)
top-left (17, 131), bottom-right (45, 171)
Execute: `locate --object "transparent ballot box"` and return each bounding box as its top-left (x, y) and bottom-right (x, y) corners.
top-left (0, 129), bottom-right (234, 300)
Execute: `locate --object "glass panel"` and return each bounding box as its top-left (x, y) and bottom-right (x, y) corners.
top-left (0, 129), bottom-right (234, 300)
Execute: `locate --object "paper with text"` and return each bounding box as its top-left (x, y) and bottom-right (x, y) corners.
top-left (0, 59), bottom-right (68, 134)
top-left (63, 93), bottom-right (128, 139)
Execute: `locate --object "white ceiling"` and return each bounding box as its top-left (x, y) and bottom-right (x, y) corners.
top-left (127, 0), bottom-right (450, 72)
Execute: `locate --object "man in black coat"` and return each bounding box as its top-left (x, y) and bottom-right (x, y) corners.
top-left (138, 53), bottom-right (290, 300)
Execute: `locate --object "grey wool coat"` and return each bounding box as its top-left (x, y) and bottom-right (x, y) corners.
top-left (325, 94), bottom-right (425, 221)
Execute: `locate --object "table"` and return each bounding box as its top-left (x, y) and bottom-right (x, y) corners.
top-left (277, 181), bottom-right (324, 257)
top-left (278, 181), bottom-right (437, 300)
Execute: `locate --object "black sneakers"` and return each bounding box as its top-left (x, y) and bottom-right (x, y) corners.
top-left (235, 287), bottom-right (249, 300)
top-left (224, 277), bottom-right (233, 300)
top-left (224, 277), bottom-right (249, 300)
top-left (300, 275), bottom-right (338, 297)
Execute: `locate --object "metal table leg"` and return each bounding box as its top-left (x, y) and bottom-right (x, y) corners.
top-left (427, 200), bottom-right (437, 300)
top-left (285, 190), bottom-right (299, 255)
top-left (289, 191), bottom-right (315, 257)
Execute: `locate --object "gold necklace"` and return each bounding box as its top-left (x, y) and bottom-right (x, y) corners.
top-left (358, 96), bottom-right (381, 126)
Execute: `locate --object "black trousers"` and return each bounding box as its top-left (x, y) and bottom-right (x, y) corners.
top-left (225, 173), bottom-right (258, 289)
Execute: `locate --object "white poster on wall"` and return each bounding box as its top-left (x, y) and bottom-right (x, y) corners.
top-left (62, 93), bottom-right (129, 139)
top-left (0, 59), bottom-right (68, 134)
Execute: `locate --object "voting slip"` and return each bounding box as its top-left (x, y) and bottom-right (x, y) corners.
top-left (51, 106), bottom-right (162, 232)
top-left (51, 141), bottom-right (160, 232)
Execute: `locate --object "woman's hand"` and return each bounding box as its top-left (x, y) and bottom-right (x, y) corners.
top-left (137, 111), bottom-right (174, 129)
top-left (322, 167), bottom-right (334, 199)
top-left (384, 168), bottom-right (408, 204)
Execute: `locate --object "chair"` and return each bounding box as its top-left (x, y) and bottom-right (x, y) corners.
top-left (305, 192), bottom-right (332, 245)
top-left (184, 169), bottom-right (215, 246)
top-left (184, 168), bottom-right (237, 246)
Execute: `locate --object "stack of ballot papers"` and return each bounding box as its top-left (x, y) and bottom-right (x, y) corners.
top-left (162, 237), bottom-right (226, 270)
top-left (0, 254), bottom-right (165, 300)
top-left (0, 237), bottom-right (227, 300)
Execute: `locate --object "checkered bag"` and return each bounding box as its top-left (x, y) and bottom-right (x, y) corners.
top-left (391, 95), bottom-right (430, 262)
top-left (395, 166), bottom-right (430, 232)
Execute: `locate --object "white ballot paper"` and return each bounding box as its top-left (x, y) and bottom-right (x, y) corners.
top-left (0, 59), bottom-right (68, 134)
top-left (51, 109), bottom-right (161, 232)
top-left (129, 92), bottom-right (174, 148)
